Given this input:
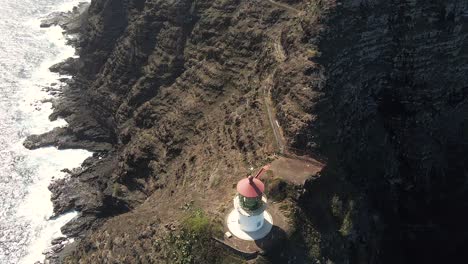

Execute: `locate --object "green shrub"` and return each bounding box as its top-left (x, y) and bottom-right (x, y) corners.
top-left (166, 210), bottom-right (225, 264)
top-left (339, 200), bottom-right (355, 237)
top-left (112, 183), bottom-right (123, 197)
top-left (182, 210), bottom-right (212, 236)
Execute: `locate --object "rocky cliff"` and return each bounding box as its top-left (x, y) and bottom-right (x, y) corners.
top-left (34, 0), bottom-right (468, 263)
top-left (297, 1), bottom-right (468, 263)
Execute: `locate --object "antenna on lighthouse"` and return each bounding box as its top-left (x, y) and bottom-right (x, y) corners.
top-left (248, 164), bottom-right (270, 193)
top-left (249, 164), bottom-right (270, 182)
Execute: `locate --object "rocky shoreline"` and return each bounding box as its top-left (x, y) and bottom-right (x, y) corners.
top-left (25, 4), bottom-right (119, 263)
top-left (24, 0), bottom-right (468, 263)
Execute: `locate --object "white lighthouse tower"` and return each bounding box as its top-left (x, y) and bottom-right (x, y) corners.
top-left (227, 165), bottom-right (273, 240)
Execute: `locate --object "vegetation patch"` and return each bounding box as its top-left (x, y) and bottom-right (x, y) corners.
top-left (339, 200), bottom-right (355, 237)
top-left (163, 209), bottom-right (232, 264)
top-left (112, 183), bottom-right (123, 197)
top-left (266, 177), bottom-right (290, 202)
top-left (330, 194), bottom-right (343, 218)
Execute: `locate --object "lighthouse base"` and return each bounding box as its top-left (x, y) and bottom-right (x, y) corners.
top-left (226, 209), bottom-right (273, 241)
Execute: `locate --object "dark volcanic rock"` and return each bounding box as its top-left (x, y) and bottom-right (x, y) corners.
top-left (51, 237), bottom-right (67, 245)
top-left (49, 57), bottom-right (81, 75)
top-left (49, 155), bottom-right (117, 216)
top-left (40, 12), bottom-right (71, 28)
top-left (61, 215), bottom-right (100, 238)
top-left (24, 125), bottom-right (112, 152)
top-left (40, 3), bottom-right (89, 33)
top-left (23, 127), bottom-right (68, 149)
top-left (33, 0), bottom-right (468, 263)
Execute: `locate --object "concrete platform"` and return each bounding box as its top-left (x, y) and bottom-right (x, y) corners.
top-left (270, 156), bottom-right (324, 185)
top-left (226, 209), bottom-right (273, 241)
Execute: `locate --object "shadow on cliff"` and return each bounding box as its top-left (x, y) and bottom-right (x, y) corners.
top-left (292, 65), bottom-right (468, 264)
top-left (253, 225), bottom-right (310, 264)
top-left (291, 42), bottom-right (468, 264)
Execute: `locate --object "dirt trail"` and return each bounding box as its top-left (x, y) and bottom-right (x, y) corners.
top-left (263, 29), bottom-right (288, 154)
top-left (273, 37), bottom-right (287, 62)
top-left (266, 0), bottom-right (300, 13)
top-left (263, 73), bottom-right (285, 154)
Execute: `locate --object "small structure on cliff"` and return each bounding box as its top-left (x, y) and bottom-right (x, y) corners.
top-left (226, 165), bottom-right (273, 240)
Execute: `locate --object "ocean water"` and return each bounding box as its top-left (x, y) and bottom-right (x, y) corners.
top-left (0, 1), bottom-right (91, 263)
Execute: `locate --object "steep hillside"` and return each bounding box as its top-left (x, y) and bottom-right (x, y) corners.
top-left (297, 1), bottom-right (468, 263)
top-left (36, 0), bottom-right (468, 263)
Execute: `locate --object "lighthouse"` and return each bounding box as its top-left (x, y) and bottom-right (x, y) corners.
top-left (227, 165), bottom-right (273, 241)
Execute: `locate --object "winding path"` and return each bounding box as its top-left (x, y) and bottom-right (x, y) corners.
top-left (263, 73), bottom-right (285, 154)
top-left (266, 0), bottom-right (300, 13)
top-left (261, 0), bottom-right (300, 154)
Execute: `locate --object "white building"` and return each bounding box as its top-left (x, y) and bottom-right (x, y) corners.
top-left (226, 165), bottom-right (273, 241)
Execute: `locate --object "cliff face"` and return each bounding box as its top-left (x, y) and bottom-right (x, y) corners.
top-left (297, 1), bottom-right (468, 263)
top-left (58, 0), bottom-right (307, 262)
top-left (79, 0), bottom-right (285, 201)
top-left (49, 0), bottom-right (468, 263)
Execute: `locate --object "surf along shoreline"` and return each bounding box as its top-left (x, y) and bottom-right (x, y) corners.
top-left (19, 1), bottom-right (115, 263)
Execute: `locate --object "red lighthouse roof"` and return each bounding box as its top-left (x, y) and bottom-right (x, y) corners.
top-left (237, 177), bottom-right (265, 198)
top-left (236, 165), bottom-right (270, 198)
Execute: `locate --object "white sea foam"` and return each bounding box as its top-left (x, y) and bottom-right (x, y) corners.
top-left (54, 0), bottom-right (88, 13)
top-left (18, 23), bottom-right (75, 134)
top-left (0, 0), bottom-right (93, 261)
top-left (0, 1), bottom-right (93, 263)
